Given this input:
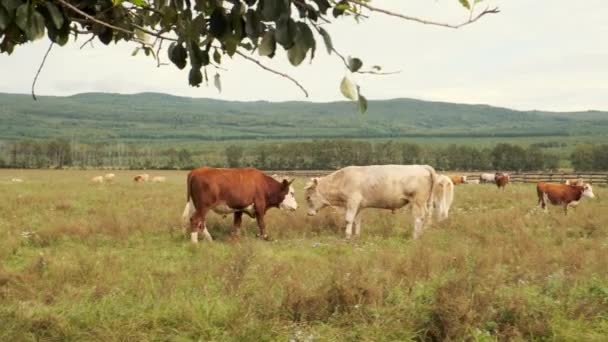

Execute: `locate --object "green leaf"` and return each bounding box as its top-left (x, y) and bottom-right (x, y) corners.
top-left (189, 67), bottom-right (203, 87)
top-left (258, 29), bottom-right (276, 57)
top-left (44, 2), bottom-right (64, 30)
top-left (458, 0), bottom-right (471, 10)
top-left (129, 0), bottom-right (147, 6)
top-left (98, 27), bottom-right (113, 45)
top-left (131, 47), bottom-right (140, 56)
top-left (224, 35), bottom-right (238, 57)
top-left (1, 0), bottom-right (21, 11)
top-left (312, 0), bottom-right (330, 14)
top-left (340, 76), bottom-right (358, 101)
top-left (287, 22), bottom-right (315, 66)
top-left (214, 73), bottom-right (222, 93)
top-left (357, 94), bottom-right (368, 114)
top-left (318, 26), bottom-right (332, 54)
top-left (287, 44), bottom-right (305, 66)
top-left (213, 48), bottom-right (221, 64)
top-left (347, 57), bottom-right (363, 72)
top-left (259, 0), bottom-right (287, 21)
top-left (209, 7), bottom-right (227, 38)
top-left (168, 42), bottom-right (188, 69)
top-left (16, 4), bottom-right (46, 41)
top-left (0, 5), bottom-right (10, 31)
top-left (245, 9), bottom-right (260, 40)
top-left (275, 15), bottom-right (296, 49)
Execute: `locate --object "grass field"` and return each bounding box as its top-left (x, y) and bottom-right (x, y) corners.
top-left (1, 169), bottom-right (608, 341)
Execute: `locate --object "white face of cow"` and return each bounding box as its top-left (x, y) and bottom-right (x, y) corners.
top-left (582, 184), bottom-right (595, 198)
top-left (280, 184), bottom-right (298, 211)
top-left (304, 178), bottom-right (328, 216)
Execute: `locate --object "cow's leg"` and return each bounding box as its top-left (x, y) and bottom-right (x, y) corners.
top-left (189, 208), bottom-right (209, 243)
top-left (412, 202), bottom-right (429, 240)
top-left (344, 206), bottom-right (359, 239)
top-left (254, 205), bottom-right (270, 240)
top-left (563, 204), bottom-right (568, 215)
top-left (231, 211), bottom-right (243, 240)
top-left (202, 223), bottom-right (213, 242)
top-left (353, 211), bottom-right (363, 237)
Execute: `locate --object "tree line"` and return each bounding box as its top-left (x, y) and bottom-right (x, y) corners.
top-left (0, 139), bottom-right (575, 171)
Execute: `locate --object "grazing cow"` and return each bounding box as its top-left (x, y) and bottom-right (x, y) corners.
top-left (495, 172), bottom-right (510, 189)
top-left (449, 175), bottom-right (467, 185)
top-left (152, 176), bottom-right (166, 183)
top-left (537, 182), bottom-right (595, 214)
top-left (466, 179), bottom-right (480, 184)
top-left (183, 167), bottom-right (297, 243)
top-left (480, 173), bottom-right (496, 183)
top-left (565, 178), bottom-right (584, 186)
top-left (91, 176), bottom-right (104, 183)
top-left (304, 164), bottom-right (440, 240)
top-left (433, 175), bottom-right (454, 221)
top-left (11, 178), bottom-right (23, 183)
top-left (103, 173), bottom-right (115, 182)
top-left (134, 174), bottom-right (149, 182)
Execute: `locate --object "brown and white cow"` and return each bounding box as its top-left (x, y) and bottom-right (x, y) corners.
top-left (537, 182), bottom-right (595, 214)
top-left (134, 174), bottom-right (149, 182)
top-left (495, 172), bottom-right (510, 190)
top-left (182, 167), bottom-right (297, 243)
top-left (304, 164), bottom-right (440, 240)
top-left (449, 175), bottom-right (467, 185)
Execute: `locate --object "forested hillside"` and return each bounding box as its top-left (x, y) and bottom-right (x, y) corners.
top-left (1, 92), bottom-right (607, 142)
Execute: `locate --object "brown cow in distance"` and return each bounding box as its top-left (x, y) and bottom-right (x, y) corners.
top-left (449, 175), bottom-right (467, 185)
top-left (182, 167), bottom-right (298, 243)
top-left (495, 172), bottom-right (510, 190)
top-left (537, 182), bottom-right (595, 214)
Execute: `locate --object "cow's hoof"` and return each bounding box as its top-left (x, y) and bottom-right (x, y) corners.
top-left (256, 234), bottom-right (271, 241)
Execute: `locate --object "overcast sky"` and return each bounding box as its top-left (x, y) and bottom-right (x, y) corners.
top-left (1, 0), bottom-right (607, 111)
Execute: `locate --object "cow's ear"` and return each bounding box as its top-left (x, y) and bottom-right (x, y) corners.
top-left (304, 177), bottom-right (318, 190)
top-left (287, 178), bottom-right (295, 185)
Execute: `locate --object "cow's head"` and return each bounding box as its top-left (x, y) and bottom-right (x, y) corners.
top-left (304, 177), bottom-right (329, 216)
top-left (582, 183), bottom-right (595, 199)
top-left (279, 179), bottom-right (298, 211)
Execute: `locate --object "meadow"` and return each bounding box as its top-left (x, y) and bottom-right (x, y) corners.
top-left (1, 169), bottom-right (608, 341)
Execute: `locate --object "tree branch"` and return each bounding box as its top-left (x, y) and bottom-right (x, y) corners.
top-left (32, 42), bottom-right (54, 101)
top-left (56, 0), bottom-right (135, 36)
top-left (234, 50), bottom-right (309, 98)
top-left (345, 0), bottom-right (499, 29)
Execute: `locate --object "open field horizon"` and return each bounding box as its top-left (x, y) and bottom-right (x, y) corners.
top-left (1, 169), bottom-right (608, 340)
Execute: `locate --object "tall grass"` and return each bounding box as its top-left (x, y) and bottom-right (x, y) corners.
top-left (1, 170), bottom-right (607, 341)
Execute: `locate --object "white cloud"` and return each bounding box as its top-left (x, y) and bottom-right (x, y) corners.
top-left (0, 0), bottom-right (606, 111)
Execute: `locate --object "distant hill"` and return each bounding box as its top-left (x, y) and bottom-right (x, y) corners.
top-left (0, 92), bottom-right (607, 142)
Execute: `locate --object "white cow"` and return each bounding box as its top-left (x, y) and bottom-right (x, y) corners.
top-left (480, 173), bottom-right (496, 183)
top-left (304, 164), bottom-right (441, 239)
top-left (91, 176), bottom-right (104, 183)
top-left (152, 176), bottom-right (166, 183)
top-left (103, 173), bottom-right (116, 182)
top-left (11, 178), bottom-right (23, 183)
top-left (433, 175), bottom-right (454, 221)
top-left (564, 178), bottom-right (584, 186)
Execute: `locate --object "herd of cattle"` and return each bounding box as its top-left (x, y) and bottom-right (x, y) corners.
top-left (180, 165), bottom-right (597, 243)
top-left (90, 173), bottom-right (166, 183)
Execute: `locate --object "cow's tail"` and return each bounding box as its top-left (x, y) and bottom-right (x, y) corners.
top-left (423, 165), bottom-right (438, 216)
top-left (182, 172), bottom-right (196, 228)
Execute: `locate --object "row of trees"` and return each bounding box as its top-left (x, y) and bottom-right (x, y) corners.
top-left (570, 144), bottom-right (608, 171)
top-left (1, 139), bottom-right (565, 171)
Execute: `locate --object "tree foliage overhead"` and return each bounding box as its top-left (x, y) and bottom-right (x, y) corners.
top-left (0, 0), bottom-right (498, 110)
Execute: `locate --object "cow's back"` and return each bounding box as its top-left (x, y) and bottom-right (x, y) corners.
top-left (188, 167), bottom-right (267, 207)
top-left (331, 165), bottom-right (435, 209)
